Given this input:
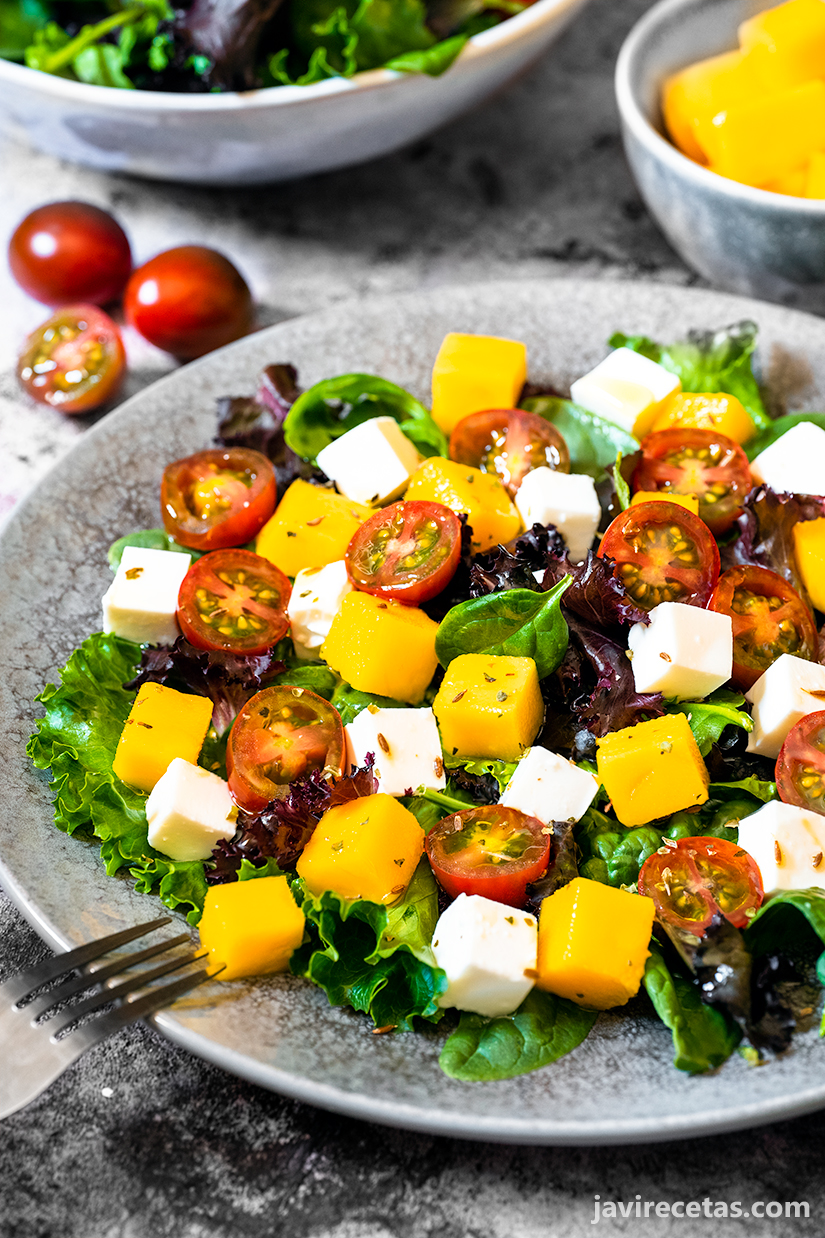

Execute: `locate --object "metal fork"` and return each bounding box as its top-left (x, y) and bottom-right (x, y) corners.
top-left (0, 915), bottom-right (218, 1119)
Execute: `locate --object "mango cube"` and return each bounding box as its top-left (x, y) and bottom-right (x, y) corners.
top-left (702, 79), bottom-right (825, 187)
top-left (321, 591), bottom-right (438, 704)
top-left (536, 877), bottom-right (655, 1009)
top-left (806, 151), bottom-right (825, 198)
top-left (404, 457), bottom-right (521, 553)
top-left (764, 164), bottom-right (808, 197)
top-left (433, 653), bottom-right (544, 762)
top-left (296, 793), bottom-right (424, 903)
top-left (596, 713), bottom-right (709, 828)
top-left (112, 682), bottom-right (212, 793)
top-left (650, 391), bottom-right (755, 444)
top-left (739, 0), bottom-right (825, 91)
top-left (198, 875), bottom-right (305, 980)
top-left (431, 333), bottom-right (527, 435)
top-left (793, 517), bottom-right (825, 611)
top-left (256, 479), bottom-right (372, 577)
top-left (630, 491), bottom-right (699, 516)
top-left (662, 49), bottom-right (761, 164)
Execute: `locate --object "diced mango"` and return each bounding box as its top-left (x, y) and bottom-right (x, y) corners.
top-left (433, 653), bottom-right (544, 762)
top-left (431, 333), bottom-right (527, 435)
top-left (198, 875), bottom-right (305, 981)
top-left (596, 713), bottom-right (709, 828)
top-left (650, 391), bottom-right (756, 444)
top-left (536, 877), bottom-right (656, 1009)
top-left (113, 682), bottom-right (212, 793)
top-left (296, 793), bottom-right (424, 903)
top-left (404, 457), bottom-right (521, 552)
top-left (793, 516), bottom-right (825, 611)
top-left (630, 491), bottom-right (700, 516)
top-left (739, 0), bottom-right (825, 92)
top-left (702, 79), bottom-right (825, 187)
top-left (321, 591), bottom-right (438, 704)
top-left (806, 151), bottom-right (825, 198)
top-left (662, 50), bottom-right (763, 164)
top-left (764, 164), bottom-right (808, 196)
top-left (256, 479), bottom-right (372, 577)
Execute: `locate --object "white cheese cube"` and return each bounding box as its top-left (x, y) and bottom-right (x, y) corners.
top-left (514, 468), bottom-right (600, 563)
top-left (746, 653), bottom-right (825, 758)
top-left (499, 745), bottom-right (598, 824)
top-left (287, 560), bottom-right (353, 657)
top-left (102, 545), bottom-right (191, 646)
top-left (432, 893), bottom-right (538, 1017)
top-left (145, 758), bottom-right (237, 862)
top-left (315, 416), bottom-right (422, 505)
top-left (627, 602), bottom-right (733, 700)
top-left (750, 421), bottom-right (825, 496)
top-left (569, 348), bottom-right (680, 434)
top-left (737, 801), bottom-right (825, 895)
top-left (345, 705), bottom-right (446, 795)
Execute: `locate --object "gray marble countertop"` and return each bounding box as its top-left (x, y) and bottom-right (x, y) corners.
top-left (2, 1), bottom-right (825, 1234)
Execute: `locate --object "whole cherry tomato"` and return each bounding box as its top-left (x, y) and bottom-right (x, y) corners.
top-left (598, 500), bottom-right (720, 610)
top-left (633, 428), bottom-right (752, 535)
top-left (124, 246), bottom-right (253, 359)
top-left (425, 805), bottom-right (551, 908)
top-left (177, 550), bottom-right (291, 655)
top-left (776, 711), bottom-right (825, 817)
top-left (449, 409), bottom-right (569, 496)
top-left (161, 447), bottom-right (276, 551)
top-left (8, 201), bottom-right (132, 306)
top-left (638, 836), bottom-right (763, 934)
top-left (17, 304), bottom-right (125, 414)
top-left (708, 564), bottom-right (817, 690)
top-left (345, 500), bottom-right (462, 605)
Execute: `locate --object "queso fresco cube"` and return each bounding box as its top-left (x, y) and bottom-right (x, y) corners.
top-left (287, 560), bottom-right (352, 658)
top-left (345, 706), bottom-right (446, 796)
top-left (569, 348), bottom-right (681, 437)
top-left (627, 602), bottom-right (733, 699)
top-left (514, 468), bottom-right (601, 563)
top-left (746, 653), bottom-right (825, 758)
top-left (499, 746), bottom-right (598, 824)
top-left (432, 892), bottom-right (538, 1018)
top-left (146, 758), bottom-right (237, 862)
top-left (315, 417), bottom-right (422, 505)
top-left (737, 800), bottom-right (825, 895)
top-left (749, 421), bottom-right (825, 496)
top-left (102, 545), bottom-right (191, 645)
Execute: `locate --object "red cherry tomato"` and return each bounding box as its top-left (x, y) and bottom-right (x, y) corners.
top-left (8, 201), bottom-right (132, 306)
top-left (638, 836), bottom-right (763, 934)
top-left (227, 686), bottom-right (345, 812)
top-left (177, 550), bottom-right (291, 655)
top-left (124, 245), bottom-right (253, 360)
top-left (449, 409), bottom-right (570, 496)
top-left (161, 448), bottom-right (276, 551)
top-left (598, 500), bottom-right (720, 610)
top-left (708, 564), bottom-right (817, 690)
top-left (776, 711), bottom-right (825, 816)
top-left (16, 304), bottom-right (125, 414)
top-left (425, 805), bottom-right (551, 908)
top-left (345, 500), bottom-right (462, 605)
top-left (633, 428), bottom-right (752, 535)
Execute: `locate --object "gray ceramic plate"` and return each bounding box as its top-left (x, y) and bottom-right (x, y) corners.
top-left (4, 277), bottom-right (825, 1146)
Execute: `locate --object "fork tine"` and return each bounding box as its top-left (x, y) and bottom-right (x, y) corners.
top-left (47, 950), bottom-right (206, 1039)
top-left (68, 966), bottom-right (219, 1057)
top-left (25, 933), bottom-right (192, 1021)
top-left (0, 916), bottom-right (172, 1006)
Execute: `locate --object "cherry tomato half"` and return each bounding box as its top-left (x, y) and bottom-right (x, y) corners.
top-left (124, 246), bottom-right (253, 360)
top-left (709, 564), bottom-right (817, 690)
top-left (425, 805), bottom-right (551, 908)
top-left (8, 201), bottom-right (132, 307)
top-left (227, 686), bottom-right (345, 812)
top-left (633, 428), bottom-right (752, 535)
top-left (162, 448), bottom-right (276, 551)
top-left (17, 304), bottom-right (125, 414)
top-left (449, 408), bottom-right (569, 496)
top-left (638, 836), bottom-right (763, 934)
top-left (776, 711), bottom-right (825, 817)
top-left (177, 549), bottom-right (291, 655)
top-left (598, 500), bottom-right (720, 610)
top-left (345, 500), bottom-right (462, 605)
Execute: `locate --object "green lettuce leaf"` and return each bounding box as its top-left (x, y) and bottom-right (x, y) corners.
top-left (284, 372), bottom-right (447, 463)
top-left (435, 578), bottom-right (570, 679)
top-left (444, 755), bottom-right (518, 794)
top-left (519, 395), bottom-right (638, 479)
top-left (385, 32), bottom-right (466, 74)
top-left (289, 876), bottom-right (447, 1030)
top-left (664, 688), bottom-right (752, 756)
top-left (745, 413), bottom-right (825, 461)
top-left (643, 942), bottom-right (741, 1073)
top-left (377, 858), bottom-right (439, 964)
top-left (1, 0), bottom-right (51, 60)
top-left (439, 988), bottom-right (597, 1081)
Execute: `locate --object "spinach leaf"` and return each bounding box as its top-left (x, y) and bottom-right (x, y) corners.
top-left (1, 0), bottom-right (51, 60)
top-left (576, 807), bottom-right (665, 888)
top-left (401, 794), bottom-right (452, 832)
top-left (289, 878), bottom-right (447, 1030)
top-left (330, 680), bottom-right (407, 727)
top-left (284, 372), bottom-right (447, 463)
top-left (439, 988), bottom-right (597, 1081)
top-left (520, 395), bottom-right (638, 479)
top-left (708, 776), bottom-right (776, 804)
top-left (385, 32), bottom-right (466, 73)
top-left (611, 321), bottom-right (771, 434)
top-left (665, 688), bottom-right (752, 756)
top-left (108, 528), bottom-right (201, 571)
top-left (746, 413), bottom-right (825, 461)
top-left (745, 889), bottom-right (825, 980)
top-left (643, 942), bottom-right (741, 1073)
top-left (267, 640), bottom-right (338, 701)
top-left (435, 577), bottom-right (570, 679)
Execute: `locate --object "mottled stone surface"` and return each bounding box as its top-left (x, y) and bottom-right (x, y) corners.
top-left (2, 0), bottom-right (825, 1232)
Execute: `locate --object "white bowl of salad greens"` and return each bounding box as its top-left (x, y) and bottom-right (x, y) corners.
top-left (0, 0), bottom-right (589, 184)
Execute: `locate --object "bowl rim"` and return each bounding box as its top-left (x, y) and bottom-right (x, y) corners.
top-left (614, 0), bottom-right (825, 214)
top-left (0, 0), bottom-right (575, 110)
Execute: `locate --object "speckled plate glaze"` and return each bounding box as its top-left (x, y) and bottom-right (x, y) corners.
top-left (5, 278), bottom-right (825, 1145)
